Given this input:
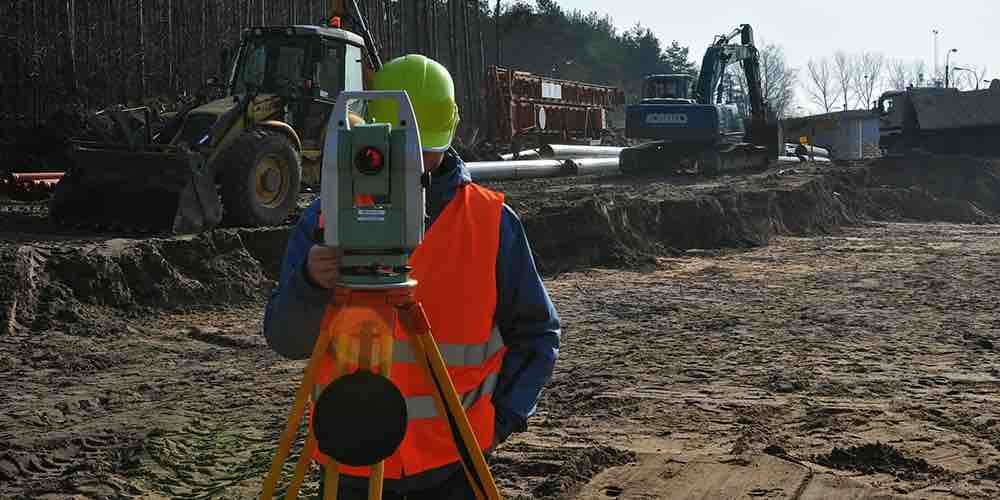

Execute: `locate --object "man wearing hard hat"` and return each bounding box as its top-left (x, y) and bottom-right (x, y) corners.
top-left (263, 54), bottom-right (561, 499)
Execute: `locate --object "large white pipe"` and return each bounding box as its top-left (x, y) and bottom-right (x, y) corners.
top-left (795, 144), bottom-right (831, 159)
top-left (777, 155), bottom-right (832, 165)
top-left (498, 149), bottom-right (541, 161)
top-left (539, 144), bottom-right (624, 159)
top-left (566, 157), bottom-right (620, 175)
top-left (466, 159), bottom-right (570, 181)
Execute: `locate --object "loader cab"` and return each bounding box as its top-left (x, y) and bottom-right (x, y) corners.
top-left (226, 25), bottom-right (367, 152)
top-left (877, 92), bottom-right (899, 117)
top-left (876, 90), bottom-right (911, 154)
top-left (228, 26), bottom-right (366, 101)
top-left (640, 74), bottom-right (695, 104)
top-left (876, 91), bottom-right (907, 132)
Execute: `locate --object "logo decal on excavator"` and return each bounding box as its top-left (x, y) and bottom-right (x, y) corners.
top-left (646, 113), bottom-right (688, 125)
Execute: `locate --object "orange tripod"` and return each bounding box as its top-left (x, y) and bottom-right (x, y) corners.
top-left (260, 282), bottom-right (502, 500)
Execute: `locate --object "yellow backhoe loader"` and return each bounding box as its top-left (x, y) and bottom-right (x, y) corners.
top-left (50, 0), bottom-right (381, 233)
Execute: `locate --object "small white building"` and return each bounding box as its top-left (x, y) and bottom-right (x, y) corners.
top-left (781, 110), bottom-right (881, 160)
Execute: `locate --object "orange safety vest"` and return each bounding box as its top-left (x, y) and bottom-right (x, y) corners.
top-left (311, 182), bottom-right (507, 479)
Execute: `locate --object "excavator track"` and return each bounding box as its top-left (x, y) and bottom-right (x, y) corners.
top-left (619, 141), bottom-right (770, 176)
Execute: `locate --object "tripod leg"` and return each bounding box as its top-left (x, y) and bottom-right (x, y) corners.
top-left (286, 434), bottom-right (319, 499)
top-left (364, 304), bottom-right (400, 500)
top-left (323, 462), bottom-right (340, 500)
top-left (368, 464), bottom-right (384, 500)
top-left (261, 319), bottom-right (338, 500)
top-left (400, 303), bottom-right (502, 500)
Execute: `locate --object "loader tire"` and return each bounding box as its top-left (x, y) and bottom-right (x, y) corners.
top-left (217, 128), bottom-right (301, 227)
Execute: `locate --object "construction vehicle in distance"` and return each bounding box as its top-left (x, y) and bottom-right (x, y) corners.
top-left (618, 24), bottom-right (779, 175)
top-left (49, 0), bottom-right (382, 233)
top-left (876, 79), bottom-right (1000, 157)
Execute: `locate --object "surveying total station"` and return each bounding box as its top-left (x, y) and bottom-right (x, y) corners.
top-left (260, 91), bottom-right (502, 500)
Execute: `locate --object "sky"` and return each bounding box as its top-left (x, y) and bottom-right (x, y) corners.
top-left (557, 0), bottom-right (999, 113)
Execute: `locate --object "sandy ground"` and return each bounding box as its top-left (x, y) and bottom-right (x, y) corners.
top-left (3, 218), bottom-right (1000, 499)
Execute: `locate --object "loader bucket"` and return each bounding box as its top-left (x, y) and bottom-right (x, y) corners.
top-left (49, 141), bottom-right (223, 234)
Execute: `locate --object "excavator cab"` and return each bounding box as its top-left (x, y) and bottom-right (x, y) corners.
top-left (50, 21), bottom-right (373, 234)
top-left (620, 24), bottom-right (777, 176)
top-left (640, 74), bottom-right (695, 103)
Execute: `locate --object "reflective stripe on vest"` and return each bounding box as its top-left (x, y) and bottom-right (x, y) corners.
top-left (406, 371), bottom-right (500, 420)
top-left (311, 324), bottom-right (504, 402)
top-left (392, 325), bottom-right (504, 366)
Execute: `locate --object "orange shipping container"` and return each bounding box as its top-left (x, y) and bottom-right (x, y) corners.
top-left (484, 66), bottom-right (624, 144)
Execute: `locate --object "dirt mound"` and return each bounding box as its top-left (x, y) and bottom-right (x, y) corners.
top-left (483, 158), bottom-right (1000, 274)
top-left (0, 229), bottom-right (287, 336)
top-left (531, 446), bottom-right (636, 499)
top-left (812, 442), bottom-right (946, 479)
top-left (853, 156), bottom-right (1000, 223)
top-left (981, 464), bottom-right (1000, 480)
top-left (489, 442), bottom-right (636, 500)
top-left (5, 156), bottom-right (1000, 334)
top-left (486, 167), bottom-right (857, 274)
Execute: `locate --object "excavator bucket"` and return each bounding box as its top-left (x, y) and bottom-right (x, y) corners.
top-left (49, 141), bottom-right (222, 234)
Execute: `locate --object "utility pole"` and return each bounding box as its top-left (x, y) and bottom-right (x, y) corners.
top-left (945, 48), bottom-right (957, 88)
top-left (932, 29), bottom-right (939, 86)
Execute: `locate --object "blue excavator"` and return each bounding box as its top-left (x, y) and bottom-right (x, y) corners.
top-left (619, 24), bottom-right (779, 175)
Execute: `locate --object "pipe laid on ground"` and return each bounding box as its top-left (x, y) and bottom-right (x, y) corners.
top-left (795, 144), bottom-right (831, 159)
top-left (466, 159), bottom-right (571, 181)
top-left (538, 144), bottom-right (624, 159)
top-left (566, 157), bottom-right (620, 176)
top-left (11, 172), bottom-right (64, 187)
top-left (498, 149), bottom-right (541, 161)
top-left (779, 155), bottom-right (831, 164)
top-left (12, 172), bottom-right (65, 181)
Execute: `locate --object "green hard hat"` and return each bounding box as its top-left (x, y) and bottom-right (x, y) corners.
top-left (369, 54), bottom-right (459, 152)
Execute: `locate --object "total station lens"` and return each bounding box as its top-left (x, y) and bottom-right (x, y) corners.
top-left (356, 146), bottom-right (384, 175)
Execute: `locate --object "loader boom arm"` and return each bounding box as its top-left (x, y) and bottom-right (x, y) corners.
top-left (329, 0), bottom-right (383, 71)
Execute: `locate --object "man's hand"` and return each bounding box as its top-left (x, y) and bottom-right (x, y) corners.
top-left (305, 245), bottom-right (343, 289)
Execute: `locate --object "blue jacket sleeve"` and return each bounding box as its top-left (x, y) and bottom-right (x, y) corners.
top-left (262, 200), bottom-right (333, 360)
top-left (491, 204), bottom-right (561, 442)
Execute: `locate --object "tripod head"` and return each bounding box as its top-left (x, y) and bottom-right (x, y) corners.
top-left (321, 91), bottom-right (425, 288)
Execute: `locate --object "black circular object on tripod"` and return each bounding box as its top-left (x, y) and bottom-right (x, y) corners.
top-left (312, 371), bottom-right (408, 466)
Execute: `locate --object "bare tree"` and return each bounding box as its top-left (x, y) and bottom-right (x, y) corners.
top-left (975, 66), bottom-right (990, 89)
top-left (759, 42), bottom-right (797, 118)
top-left (805, 57), bottom-right (836, 113)
top-left (887, 58), bottom-right (909, 90)
top-left (730, 41), bottom-right (797, 118)
top-left (909, 59), bottom-right (927, 87)
top-left (951, 65), bottom-right (990, 90)
top-left (833, 50), bottom-right (855, 110)
top-left (852, 51), bottom-right (884, 110)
